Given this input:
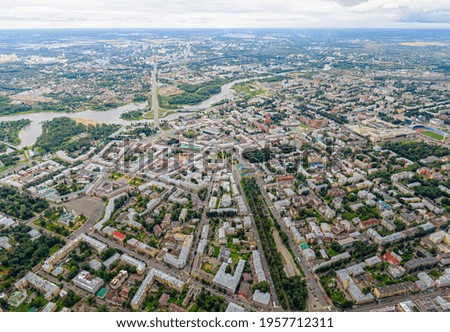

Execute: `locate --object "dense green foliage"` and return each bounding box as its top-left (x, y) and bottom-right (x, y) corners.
top-left (252, 281), bottom-right (270, 293)
top-left (131, 124), bottom-right (156, 138)
top-left (159, 79), bottom-right (228, 108)
top-left (415, 183), bottom-right (444, 200)
top-left (114, 195), bottom-right (128, 211)
top-left (242, 148), bottom-right (273, 163)
top-left (35, 117), bottom-right (119, 153)
top-left (0, 186), bottom-right (49, 219)
top-left (100, 248), bottom-right (119, 261)
top-left (120, 110), bottom-right (143, 120)
top-left (320, 273), bottom-right (353, 309)
top-left (405, 175), bottom-right (450, 201)
top-left (61, 290), bottom-right (81, 308)
top-left (197, 187), bottom-right (208, 201)
top-left (195, 290), bottom-right (227, 312)
top-left (242, 177), bottom-right (307, 311)
top-left (342, 204), bottom-right (380, 222)
top-left (0, 224), bottom-right (65, 292)
top-left (314, 109), bottom-right (348, 124)
top-left (0, 151), bottom-right (21, 167)
top-left (206, 209), bottom-right (236, 218)
top-left (0, 119), bottom-right (31, 145)
top-left (0, 96), bottom-right (32, 116)
top-left (383, 140), bottom-right (450, 162)
top-left (351, 241), bottom-right (378, 260)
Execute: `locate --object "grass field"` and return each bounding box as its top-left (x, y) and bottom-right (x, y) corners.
top-left (232, 82), bottom-right (264, 98)
top-left (0, 165), bottom-right (13, 173)
top-left (422, 130), bottom-right (444, 140)
top-left (129, 177), bottom-right (145, 186)
top-left (201, 262), bottom-right (215, 274)
top-left (108, 172), bottom-right (124, 180)
top-left (298, 123), bottom-right (310, 131)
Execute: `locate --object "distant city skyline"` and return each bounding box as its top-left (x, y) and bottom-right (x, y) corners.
top-left (0, 0), bottom-right (449, 29)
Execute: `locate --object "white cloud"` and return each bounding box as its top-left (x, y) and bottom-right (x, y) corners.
top-left (0, 0), bottom-right (448, 28)
top-left (326, 0), bottom-right (369, 7)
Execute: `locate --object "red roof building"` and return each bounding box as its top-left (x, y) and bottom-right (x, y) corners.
top-left (112, 230), bottom-right (126, 242)
top-left (384, 252), bottom-right (399, 265)
top-left (276, 175), bottom-right (295, 182)
top-left (276, 175), bottom-right (295, 184)
top-left (120, 286), bottom-right (131, 299)
top-left (359, 218), bottom-right (380, 230)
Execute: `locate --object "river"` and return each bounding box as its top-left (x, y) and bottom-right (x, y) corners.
top-left (0, 102), bottom-right (149, 149)
top-left (0, 75), bottom-right (268, 148)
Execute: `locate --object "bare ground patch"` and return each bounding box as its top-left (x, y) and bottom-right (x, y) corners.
top-left (159, 85), bottom-right (183, 96)
top-left (64, 196), bottom-right (105, 225)
top-left (272, 229), bottom-right (300, 278)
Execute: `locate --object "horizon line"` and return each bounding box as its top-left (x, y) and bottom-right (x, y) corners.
top-left (0, 26), bottom-right (450, 31)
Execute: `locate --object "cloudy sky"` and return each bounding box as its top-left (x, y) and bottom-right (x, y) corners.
top-left (0, 0), bottom-right (449, 29)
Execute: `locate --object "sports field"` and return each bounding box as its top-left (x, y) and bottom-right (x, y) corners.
top-left (422, 130), bottom-right (444, 140)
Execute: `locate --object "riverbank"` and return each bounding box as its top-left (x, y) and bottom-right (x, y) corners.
top-left (0, 74), bottom-right (285, 148)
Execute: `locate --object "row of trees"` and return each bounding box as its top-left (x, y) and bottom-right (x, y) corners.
top-left (241, 177), bottom-right (307, 311)
top-left (206, 209), bottom-right (236, 218)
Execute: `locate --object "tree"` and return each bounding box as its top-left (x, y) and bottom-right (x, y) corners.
top-left (362, 287), bottom-right (371, 295)
top-left (252, 281), bottom-right (270, 293)
top-left (86, 296), bottom-right (96, 306)
top-left (330, 241), bottom-right (343, 254)
top-left (62, 290), bottom-right (80, 307)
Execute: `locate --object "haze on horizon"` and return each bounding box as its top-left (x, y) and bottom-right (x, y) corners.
top-left (0, 0), bottom-right (449, 30)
